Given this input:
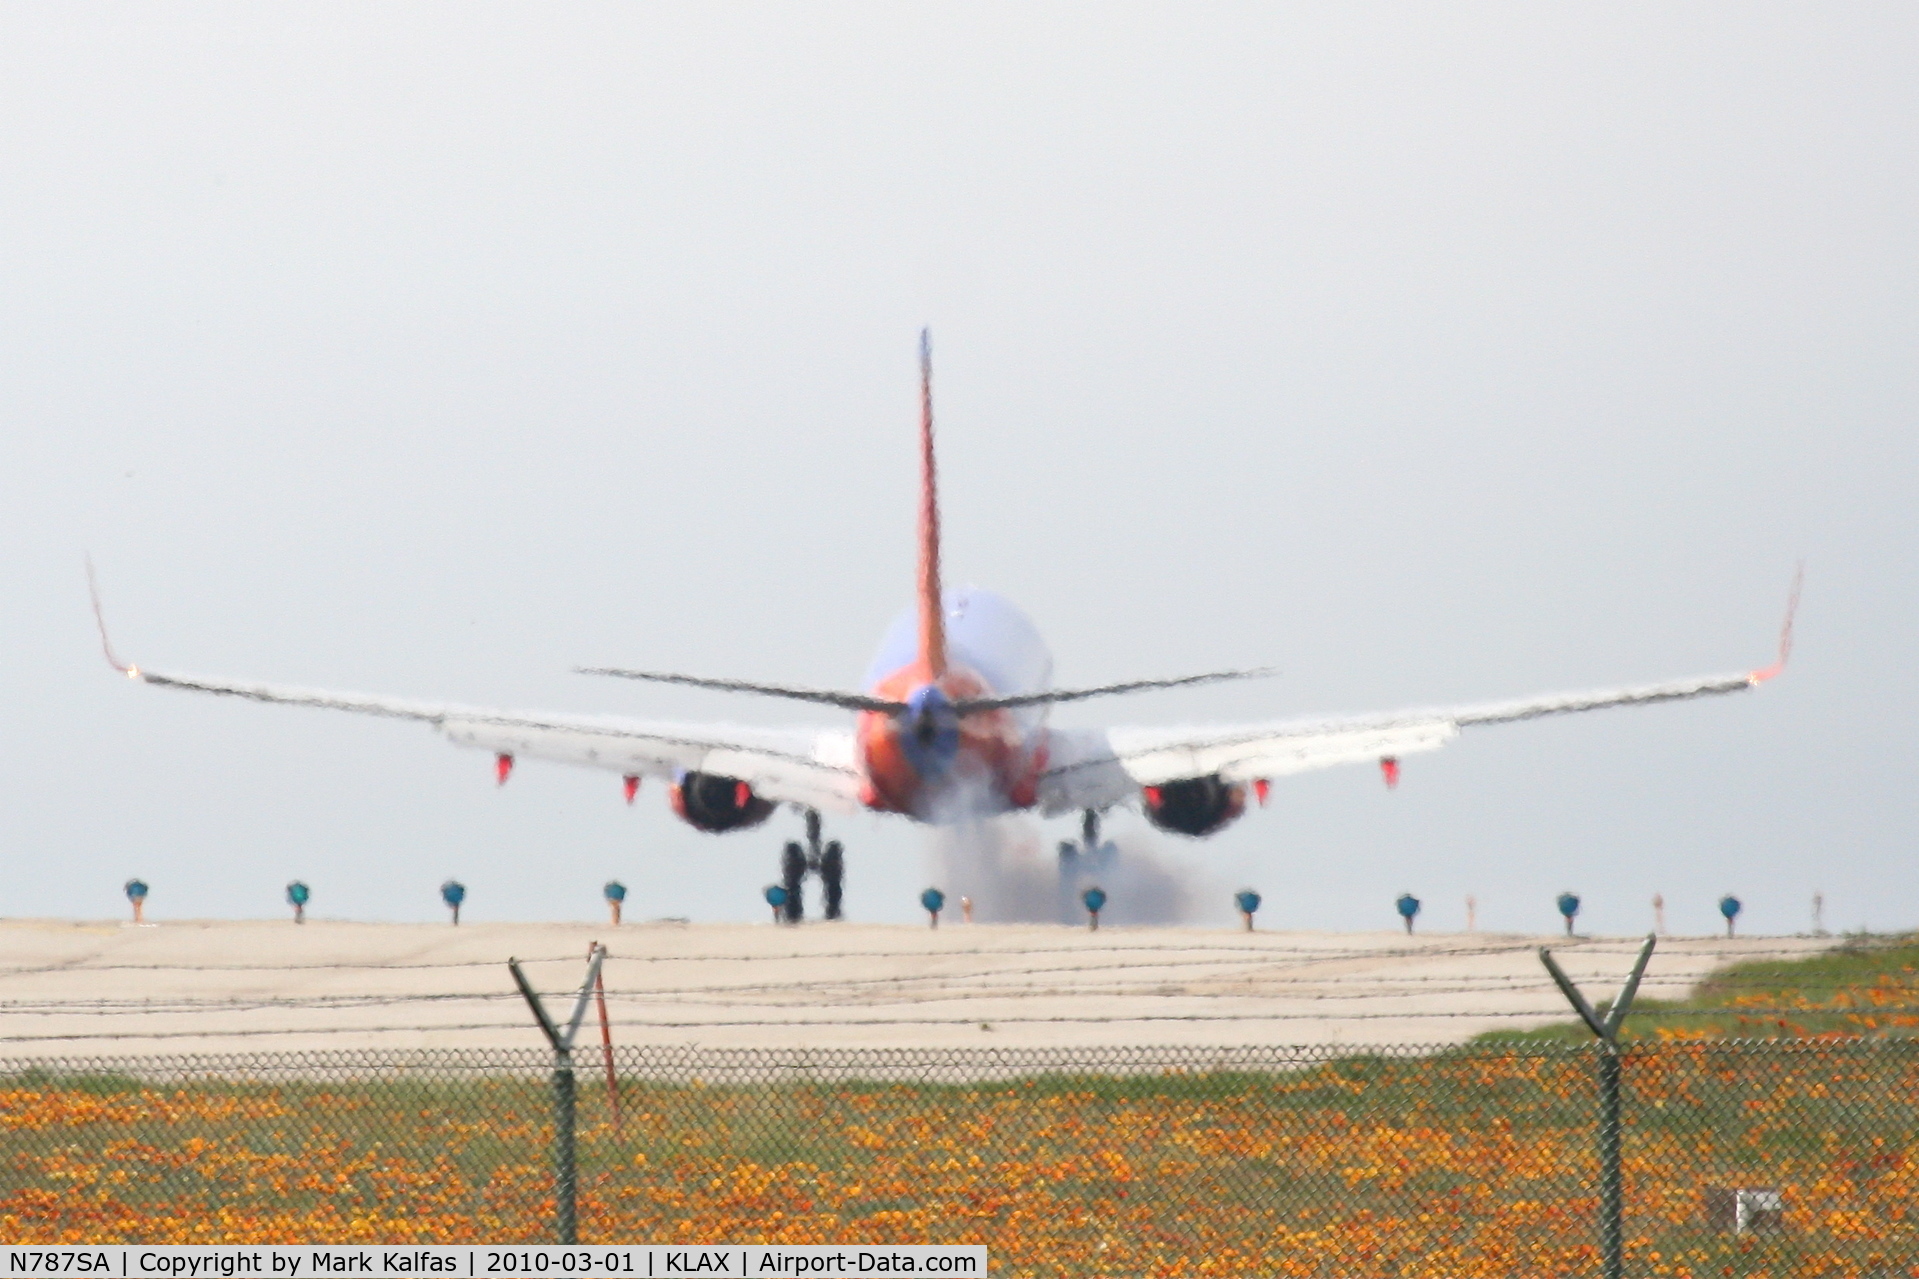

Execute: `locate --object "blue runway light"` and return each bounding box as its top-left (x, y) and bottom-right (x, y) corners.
top-left (604, 879), bottom-right (627, 926)
top-left (441, 879), bottom-right (466, 926)
top-left (1557, 892), bottom-right (1581, 937)
top-left (1719, 894), bottom-right (1743, 938)
top-left (124, 878), bottom-right (149, 924)
top-left (764, 883), bottom-right (790, 923)
top-left (1235, 889), bottom-right (1262, 932)
top-left (1395, 893), bottom-right (1421, 935)
top-left (286, 880), bottom-right (310, 925)
top-left (921, 887), bottom-right (946, 928)
top-left (1082, 886), bottom-right (1107, 931)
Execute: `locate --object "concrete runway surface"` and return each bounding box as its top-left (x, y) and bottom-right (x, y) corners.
top-left (0, 919), bottom-right (1834, 1059)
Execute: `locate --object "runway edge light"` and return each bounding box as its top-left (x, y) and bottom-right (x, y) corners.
top-left (441, 879), bottom-right (467, 926)
top-left (1395, 893), bottom-right (1420, 935)
top-left (1558, 892), bottom-right (1581, 938)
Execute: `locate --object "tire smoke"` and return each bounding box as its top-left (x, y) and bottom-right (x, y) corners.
top-left (923, 813), bottom-right (1228, 926)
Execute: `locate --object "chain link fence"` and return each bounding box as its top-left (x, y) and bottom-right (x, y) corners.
top-left (2, 1040), bottom-right (1914, 1275)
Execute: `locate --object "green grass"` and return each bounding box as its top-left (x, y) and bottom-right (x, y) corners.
top-left (1475, 930), bottom-right (1919, 1044)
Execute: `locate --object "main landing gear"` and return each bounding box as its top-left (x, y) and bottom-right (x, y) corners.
top-left (779, 809), bottom-right (844, 923)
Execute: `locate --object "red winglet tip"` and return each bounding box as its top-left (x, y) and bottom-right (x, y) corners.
top-left (1380, 757), bottom-right (1401, 789)
top-left (495, 753), bottom-right (514, 785)
top-left (622, 775), bottom-right (640, 805)
top-left (1749, 563), bottom-right (1803, 685)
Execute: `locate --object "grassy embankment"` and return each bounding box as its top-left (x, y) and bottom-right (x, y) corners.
top-left (1476, 930), bottom-right (1919, 1044)
top-left (1, 937), bottom-right (1916, 1273)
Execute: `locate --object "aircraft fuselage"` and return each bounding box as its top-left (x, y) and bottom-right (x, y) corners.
top-left (855, 588), bottom-right (1052, 821)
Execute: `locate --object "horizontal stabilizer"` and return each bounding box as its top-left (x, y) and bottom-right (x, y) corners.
top-left (576, 667), bottom-right (907, 714)
top-left (951, 667), bottom-right (1277, 713)
top-left (579, 664), bottom-right (1275, 716)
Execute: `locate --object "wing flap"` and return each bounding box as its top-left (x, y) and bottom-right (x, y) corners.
top-left (139, 669), bottom-right (863, 813)
top-left (1108, 720), bottom-right (1459, 783)
top-left (442, 720), bottom-right (862, 813)
top-left (1037, 720), bottom-right (1455, 815)
top-left (1040, 667), bottom-right (1765, 815)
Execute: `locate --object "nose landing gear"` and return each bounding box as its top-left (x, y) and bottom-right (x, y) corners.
top-left (1058, 809), bottom-right (1111, 863)
top-left (777, 809), bottom-right (845, 923)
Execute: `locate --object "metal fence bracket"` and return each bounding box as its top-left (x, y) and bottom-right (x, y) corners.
top-left (1538, 932), bottom-right (1655, 1279)
top-left (508, 944), bottom-right (607, 1245)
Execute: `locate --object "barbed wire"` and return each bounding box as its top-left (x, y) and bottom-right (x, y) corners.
top-left (0, 961), bottom-right (1879, 1015)
top-left (0, 1004), bottom-right (1908, 1045)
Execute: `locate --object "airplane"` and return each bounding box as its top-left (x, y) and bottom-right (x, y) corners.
top-left (93, 331), bottom-right (1798, 922)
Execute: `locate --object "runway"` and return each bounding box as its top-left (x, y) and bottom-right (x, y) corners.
top-left (0, 918), bottom-right (1834, 1058)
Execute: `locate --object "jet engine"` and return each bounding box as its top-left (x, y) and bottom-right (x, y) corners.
top-left (670, 772), bottom-right (775, 833)
top-left (1141, 775), bottom-right (1246, 837)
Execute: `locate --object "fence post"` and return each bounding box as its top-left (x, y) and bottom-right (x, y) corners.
top-left (510, 946), bottom-right (607, 1246)
top-left (553, 1051), bottom-right (577, 1244)
top-left (1539, 933), bottom-right (1654, 1279)
top-left (1598, 1046), bottom-right (1623, 1275)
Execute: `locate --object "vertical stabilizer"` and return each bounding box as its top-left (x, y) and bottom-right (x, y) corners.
top-left (916, 329), bottom-right (947, 678)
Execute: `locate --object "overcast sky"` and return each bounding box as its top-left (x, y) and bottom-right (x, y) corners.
top-left (2, 5), bottom-right (1913, 936)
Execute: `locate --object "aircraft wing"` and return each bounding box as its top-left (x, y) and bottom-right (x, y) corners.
top-left (1035, 668), bottom-right (1765, 816)
top-left (129, 669), bottom-right (865, 813)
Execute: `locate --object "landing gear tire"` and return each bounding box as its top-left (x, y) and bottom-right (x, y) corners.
top-left (777, 810), bottom-right (844, 924)
top-left (781, 841), bottom-right (806, 923)
top-left (820, 840), bottom-right (844, 920)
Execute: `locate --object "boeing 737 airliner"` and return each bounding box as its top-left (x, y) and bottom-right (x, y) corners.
top-left (96, 333), bottom-right (1795, 919)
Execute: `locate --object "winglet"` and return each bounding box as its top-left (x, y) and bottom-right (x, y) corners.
top-left (1748, 563), bottom-right (1803, 685)
top-left (85, 555), bottom-right (141, 679)
top-left (915, 329), bottom-right (947, 679)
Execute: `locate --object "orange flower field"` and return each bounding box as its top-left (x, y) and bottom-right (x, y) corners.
top-left (1, 1040), bottom-right (1914, 1277)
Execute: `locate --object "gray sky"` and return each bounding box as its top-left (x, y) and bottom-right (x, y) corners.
top-left (3, 5), bottom-right (1913, 936)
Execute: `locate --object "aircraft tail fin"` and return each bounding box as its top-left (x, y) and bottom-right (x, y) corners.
top-left (916, 328), bottom-right (947, 678)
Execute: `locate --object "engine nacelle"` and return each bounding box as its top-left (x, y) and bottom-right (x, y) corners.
top-left (670, 772), bottom-right (775, 833)
top-left (1141, 775), bottom-right (1246, 838)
